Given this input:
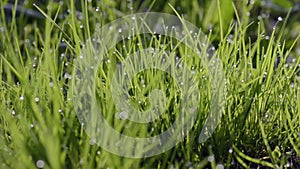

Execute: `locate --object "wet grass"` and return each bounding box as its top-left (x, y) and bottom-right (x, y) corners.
top-left (0, 0), bottom-right (299, 168)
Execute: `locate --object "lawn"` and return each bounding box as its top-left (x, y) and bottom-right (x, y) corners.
top-left (0, 0), bottom-right (299, 168)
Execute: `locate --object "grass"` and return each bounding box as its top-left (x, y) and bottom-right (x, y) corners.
top-left (0, 0), bottom-right (299, 168)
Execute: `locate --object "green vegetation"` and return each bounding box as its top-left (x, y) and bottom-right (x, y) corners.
top-left (0, 0), bottom-right (299, 168)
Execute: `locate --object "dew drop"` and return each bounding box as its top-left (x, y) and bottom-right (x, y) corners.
top-left (36, 160), bottom-right (45, 168)
top-left (265, 36), bottom-right (269, 40)
top-left (90, 138), bottom-right (96, 145)
top-left (208, 155), bottom-right (215, 162)
top-left (49, 82), bottom-right (54, 87)
top-left (20, 95), bottom-right (24, 101)
top-left (284, 162), bottom-right (290, 167)
top-left (64, 73), bottom-right (72, 79)
top-left (258, 15), bottom-right (262, 20)
top-left (263, 72), bottom-right (267, 77)
top-left (35, 97), bottom-right (40, 102)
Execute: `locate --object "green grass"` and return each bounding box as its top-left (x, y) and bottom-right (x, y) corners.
top-left (0, 0), bottom-right (299, 168)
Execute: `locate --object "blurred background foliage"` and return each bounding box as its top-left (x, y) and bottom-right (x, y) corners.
top-left (2, 0), bottom-right (300, 53)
